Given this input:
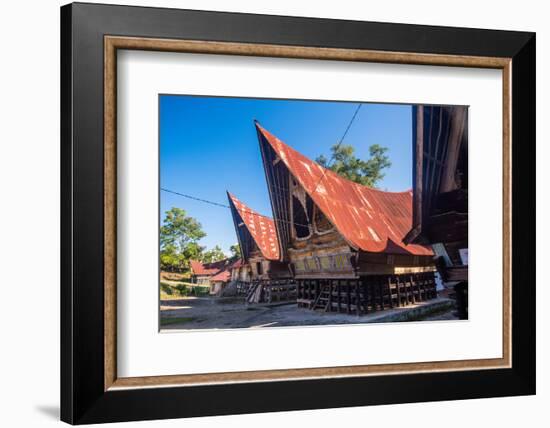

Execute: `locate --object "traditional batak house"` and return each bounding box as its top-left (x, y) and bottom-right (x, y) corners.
top-left (227, 192), bottom-right (295, 303)
top-left (255, 121), bottom-right (437, 314)
top-left (229, 258), bottom-right (248, 283)
top-left (404, 105), bottom-right (468, 318)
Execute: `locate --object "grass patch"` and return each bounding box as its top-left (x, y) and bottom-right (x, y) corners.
top-left (160, 271), bottom-right (191, 282)
top-left (160, 282), bottom-right (211, 299)
top-left (160, 317), bottom-right (195, 326)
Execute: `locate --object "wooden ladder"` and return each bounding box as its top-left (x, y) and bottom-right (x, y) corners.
top-left (310, 284), bottom-right (331, 311)
top-left (246, 282), bottom-right (260, 303)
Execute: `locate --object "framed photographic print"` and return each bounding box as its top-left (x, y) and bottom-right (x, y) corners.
top-left (61, 2), bottom-right (535, 424)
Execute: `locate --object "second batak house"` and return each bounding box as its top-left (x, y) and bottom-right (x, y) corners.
top-left (227, 192), bottom-right (295, 303)
top-left (255, 121), bottom-right (438, 314)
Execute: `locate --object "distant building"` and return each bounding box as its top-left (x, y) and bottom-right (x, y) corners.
top-left (209, 268), bottom-right (232, 296)
top-left (189, 260), bottom-right (220, 286)
top-left (189, 258), bottom-right (238, 295)
top-left (255, 122), bottom-right (437, 314)
top-left (229, 258), bottom-right (249, 283)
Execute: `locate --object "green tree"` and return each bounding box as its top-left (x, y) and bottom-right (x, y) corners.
top-left (229, 243), bottom-right (241, 258)
top-left (159, 243), bottom-right (186, 272)
top-left (316, 144), bottom-right (391, 187)
top-left (160, 207), bottom-right (206, 271)
top-left (183, 242), bottom-right (205, 262)
top-left (202, 245), bottom-right (226, 263)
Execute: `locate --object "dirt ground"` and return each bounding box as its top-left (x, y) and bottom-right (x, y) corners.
top-left (160, 295), bottom-right (459, 330)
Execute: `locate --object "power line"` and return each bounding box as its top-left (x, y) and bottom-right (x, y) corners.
top-left (161, 188), bottom-right (229, 209)
top-left (160, 187), bottom-right (310, 228)
top-left (162, 105), bottom-right (362, 230)
top-left (311, 103), bottom-right (362, 195)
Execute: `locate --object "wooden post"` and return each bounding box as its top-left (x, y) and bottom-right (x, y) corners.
top-left (378, 277), bottom-right (385, 310)
top-left (315, 280), bottom-right (319, 304)
top-left (409, 276), bottom-right (416, 304)
top-left (346, 280), bottom-right (351, 314)
top-left (404, 276), bottom-right (410, 305)
top-left (370, 281), bottom-right (377, 311)
top-left (354, 281), bottom-right (361, 315)
top-left (326, 281), bottom-right (333, 312)
top-left (414, 274), bottom-right (422, 301)
top-left (396, 276), bottom-right (402, 307)
top-left (337, 280), bottom-right (342, 313)
top-left (362, 277), bottom-right (369, 314)
top-left (387, 276), bottom-right (394, 309)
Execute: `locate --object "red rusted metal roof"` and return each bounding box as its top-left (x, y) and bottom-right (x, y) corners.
top-left (256, 123), bottom-right (433, 256)
top-left (228, 193), bottom-right (280, 261)
top-left (189, 260), bottom-right (220, 276)
top-left (231, 258), bottom-right (244, 268)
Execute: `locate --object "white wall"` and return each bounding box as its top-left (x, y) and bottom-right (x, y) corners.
top-left (0, 0), bottom-right (546, 427)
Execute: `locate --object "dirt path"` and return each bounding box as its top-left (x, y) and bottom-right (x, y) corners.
top-left (160, 296), bottom-right (458, 330)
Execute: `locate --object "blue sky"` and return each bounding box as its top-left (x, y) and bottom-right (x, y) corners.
top-left (160, 95), bottom-right (413, 255)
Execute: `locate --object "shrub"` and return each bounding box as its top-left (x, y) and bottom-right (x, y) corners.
top-left (193, 286), bottom-right (210, 296)
top-left (160, 282), bottom-right (173, 295)
top-left (174, 284), bottom-right (188, 297)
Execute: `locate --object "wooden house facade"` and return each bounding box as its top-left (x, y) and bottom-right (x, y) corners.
top-left (255, 122), bottom-right (437, 314)
top-left (189, 259), bottom-right (222, 286)
top-left (190, 258), bottom-right (237, 295)
top-left (227, 192), bottom-right (296, 303)
top-left (404, 105), bottom-right (469, 318)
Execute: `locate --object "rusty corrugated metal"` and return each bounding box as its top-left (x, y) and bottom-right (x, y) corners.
top-left (228, 193), bottom-right (280, 261)
top-left (256, 123), bottom-right (433, 257)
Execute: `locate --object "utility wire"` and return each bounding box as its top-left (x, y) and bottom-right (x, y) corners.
top-left (162, 104), bottom-right (362, 229)
top-left (311, 103), bottom-right (362, 195)
top-left (161, 187), bottom-right (310, 229)
top-left (161, 188), bottom-right (228, 209)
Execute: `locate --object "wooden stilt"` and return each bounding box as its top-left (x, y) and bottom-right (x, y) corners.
top-left (346, 280), bottom-right (351, 314)
top-left (326, 280), bottom-right (333, 312)
top-left (387, 276), bottom-right (394, 308)
top-left (395, 276), bottom-right (401, 307)
top-left (362, 278), bottom-right (369, 314)
top-left (371, 281), bottom-right (378, 311)
top-left (355, 281), bottom-right (361, 316)
top-left (337, 280), bottom-right (342, 313)
top-left (409, 276), bottom-right (416, 304)
top-left (404, 277), bottom-right (411, 305)
top-left (378, 277), bottom-right (385, 310)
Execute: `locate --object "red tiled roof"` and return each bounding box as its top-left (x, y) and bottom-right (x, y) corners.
top-left (189, 260), bottom-right (219, 276)
top-left (210, 269), bottom-right (231, 282)
top-left (256, 123), bottom-right (433, 256)
top-left (228, 193), bottom-right (280, 261)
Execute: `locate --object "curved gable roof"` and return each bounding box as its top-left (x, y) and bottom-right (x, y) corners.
top-left (227, 193), bottom-right (280, 261)
top-left (256, 123), bottom-right (433, 257)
